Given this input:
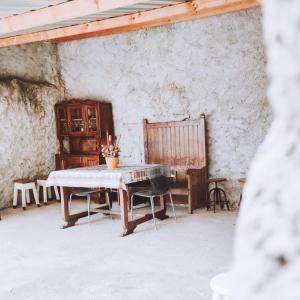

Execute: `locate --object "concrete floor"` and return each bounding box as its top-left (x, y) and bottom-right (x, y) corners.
top-left (0, 200), bottom-right (237, 300)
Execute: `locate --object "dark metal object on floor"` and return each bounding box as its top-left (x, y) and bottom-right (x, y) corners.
top-left (207, 178), bottom-right (230, 213)
top-left (238, 178), bottom-right (246, 207)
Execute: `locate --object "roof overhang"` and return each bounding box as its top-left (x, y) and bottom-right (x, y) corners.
top-left (0, 0), bottom-right (260, 48)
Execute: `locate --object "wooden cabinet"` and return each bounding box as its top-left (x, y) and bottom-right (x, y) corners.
top-left (55, 100), bottom-right (114, 170)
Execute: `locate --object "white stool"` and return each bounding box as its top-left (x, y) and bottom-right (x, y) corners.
top-left (37, 176), bottom-right (60, 205)
top-left (210, 272), bottom-right (234, 300)
top-left (13, 179), bottom-right (40, 210)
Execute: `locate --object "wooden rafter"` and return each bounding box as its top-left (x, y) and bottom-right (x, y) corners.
top-left (0, 0), bottom-right (260, 48)
top-left (0, 0), bottom-right (152, 36)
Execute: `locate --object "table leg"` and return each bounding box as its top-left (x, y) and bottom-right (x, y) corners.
top-left (60, 187), bottom-right (75, 228)
top-left (119, 189), bottom-right (136, 236)
top-left (157, 194), bottom-right (169, 220)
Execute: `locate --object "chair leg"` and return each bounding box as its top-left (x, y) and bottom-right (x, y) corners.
top-left (21, 189), bottom-right (26, 210)
top-left (32, 186), bottom-right (39, 207)
top-left (25, 190), bottom-right (31, 204)
top-left (43, 186), bottom-right (47, 205)
top-left (47, 187), bottom-right (52, 200)
top-left (220, 189), bottom-right (230, 211)
top-left (54, 186), bottom-right (60, 201)
top-left (105, 191), bottom-right (113, 220)
top-left (130, 194), bottom-right (134, 220)
top-left (208, 188), bottom-right (215, 211)
top-left (13, 186), bottom-right (18, 208)
top-left (87, 194), bottom-right (91, 223)
top-left (169, 193), bottom-right (177, 222)
top-left (105, 191), bottom-right (111, 209)
top-left (150, 196), bottom-right (157, 230)
top-left (117, 191), bottom-right (120, 206)
top-left (212, 188), bottom-right (217, 213)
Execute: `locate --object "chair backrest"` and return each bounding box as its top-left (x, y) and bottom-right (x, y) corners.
top-left (150, 176), bottom-right (171, 195)
top-left (143, 114), bottom-right (207, 183)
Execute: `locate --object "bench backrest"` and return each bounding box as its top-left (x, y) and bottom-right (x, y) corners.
top-left (143, 114), bottom-right (207, 183)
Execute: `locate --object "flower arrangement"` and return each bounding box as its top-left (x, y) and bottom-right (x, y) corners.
top-left (101, 132), bottom-right (120, 158)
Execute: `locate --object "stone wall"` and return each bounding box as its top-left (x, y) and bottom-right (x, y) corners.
top-left (58, 7), bottom-right (271, 205)
top-left (0, 43), bottom-right (62, 208)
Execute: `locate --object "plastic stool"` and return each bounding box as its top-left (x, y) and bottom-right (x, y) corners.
top-left (210, 272), bottom-right (234, 300)
top-left (13, 179), bottom-right (40, 210)
top-left (37, 176), bottom-right (60, 205)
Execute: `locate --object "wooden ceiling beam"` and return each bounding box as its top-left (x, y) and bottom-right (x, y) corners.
top-left (0, 0), bottom-right (152, 36)
top-left (0, 0), bottom-right (260, 48)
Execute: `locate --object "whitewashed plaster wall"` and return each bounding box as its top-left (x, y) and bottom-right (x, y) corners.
top-left (234, 1), bottom-right (300, 299)
top-left (0, 42), bottom-right (62, 208)
top-left (58, 7), bottom-right (271, 205)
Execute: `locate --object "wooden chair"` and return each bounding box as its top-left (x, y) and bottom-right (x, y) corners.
top-left (143, 114), bottom-right (208, 213)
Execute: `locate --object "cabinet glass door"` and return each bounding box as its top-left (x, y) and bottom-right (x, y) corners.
top-left (86, 105), bottom-right (99, 134)
top-left (68, 106), bottom-right (85, 134)
top-left (57, 107), bottom-right (67, 136)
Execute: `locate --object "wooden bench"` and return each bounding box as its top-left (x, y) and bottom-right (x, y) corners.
top-left (143, 114), bottom-right (208, 213)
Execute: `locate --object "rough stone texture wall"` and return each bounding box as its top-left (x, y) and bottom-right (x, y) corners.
top-left (58, 7), bottom-right (271, 206)
top-left (0, 43), bottom-right (62, 208)
top-left (234, 1), bottom-right (300, 299)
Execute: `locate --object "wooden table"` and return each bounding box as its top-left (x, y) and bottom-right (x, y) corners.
top-left (47, 164), bottom-right (170, 236)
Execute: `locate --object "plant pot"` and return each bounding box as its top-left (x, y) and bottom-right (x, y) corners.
top-left (105, 157), bottom-right (119, 169)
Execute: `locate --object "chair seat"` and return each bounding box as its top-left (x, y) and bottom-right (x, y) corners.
top-left (36, 175), bottom-right (49, 181)
top-left (133, 188), bottom-right (169, 198)
top-left (13, 178), bottom-right (33, 184)
top-left (208, 177), bottom-right (227, 184)
top-left (70, 188), bottom-right (102, 197)
top-left (169, 182), bottom-right (189, 195)
top-left (210, 271), bottom-right (234, 297)
top-left (169, 186), bottom-right (189, 195)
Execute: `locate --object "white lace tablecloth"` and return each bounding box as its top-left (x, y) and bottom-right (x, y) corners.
top-left (47, 164), bottom-right (170, 190)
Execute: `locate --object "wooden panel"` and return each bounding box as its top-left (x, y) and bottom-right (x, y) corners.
top-left (144, 115), bottom-right (207, 169)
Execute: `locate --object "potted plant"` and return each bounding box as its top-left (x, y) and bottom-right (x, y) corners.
top-left (101, 132), bottom-right (120, 169)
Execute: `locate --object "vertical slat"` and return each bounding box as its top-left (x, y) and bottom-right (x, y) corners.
top-left (194, 124), bottom-right (200, 166)
top-left (170, 125), bottom-right (176, 165)
top-left (148, 127), bottom-right (153, 162)
top-left (175, 125), bottom-right (180, 165)
top-left (166, 126), bottom-right (171, 165)
top-left (159, 127), bottom-right (163, 163)
top-left (143, 119), bottom-right (149, 163)
top-left (185, 125), bottom-right (190, 166)
top-left (180, 124), bottom-right (185, 165)
top-left (198, 114), bottom-right (206, 167)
